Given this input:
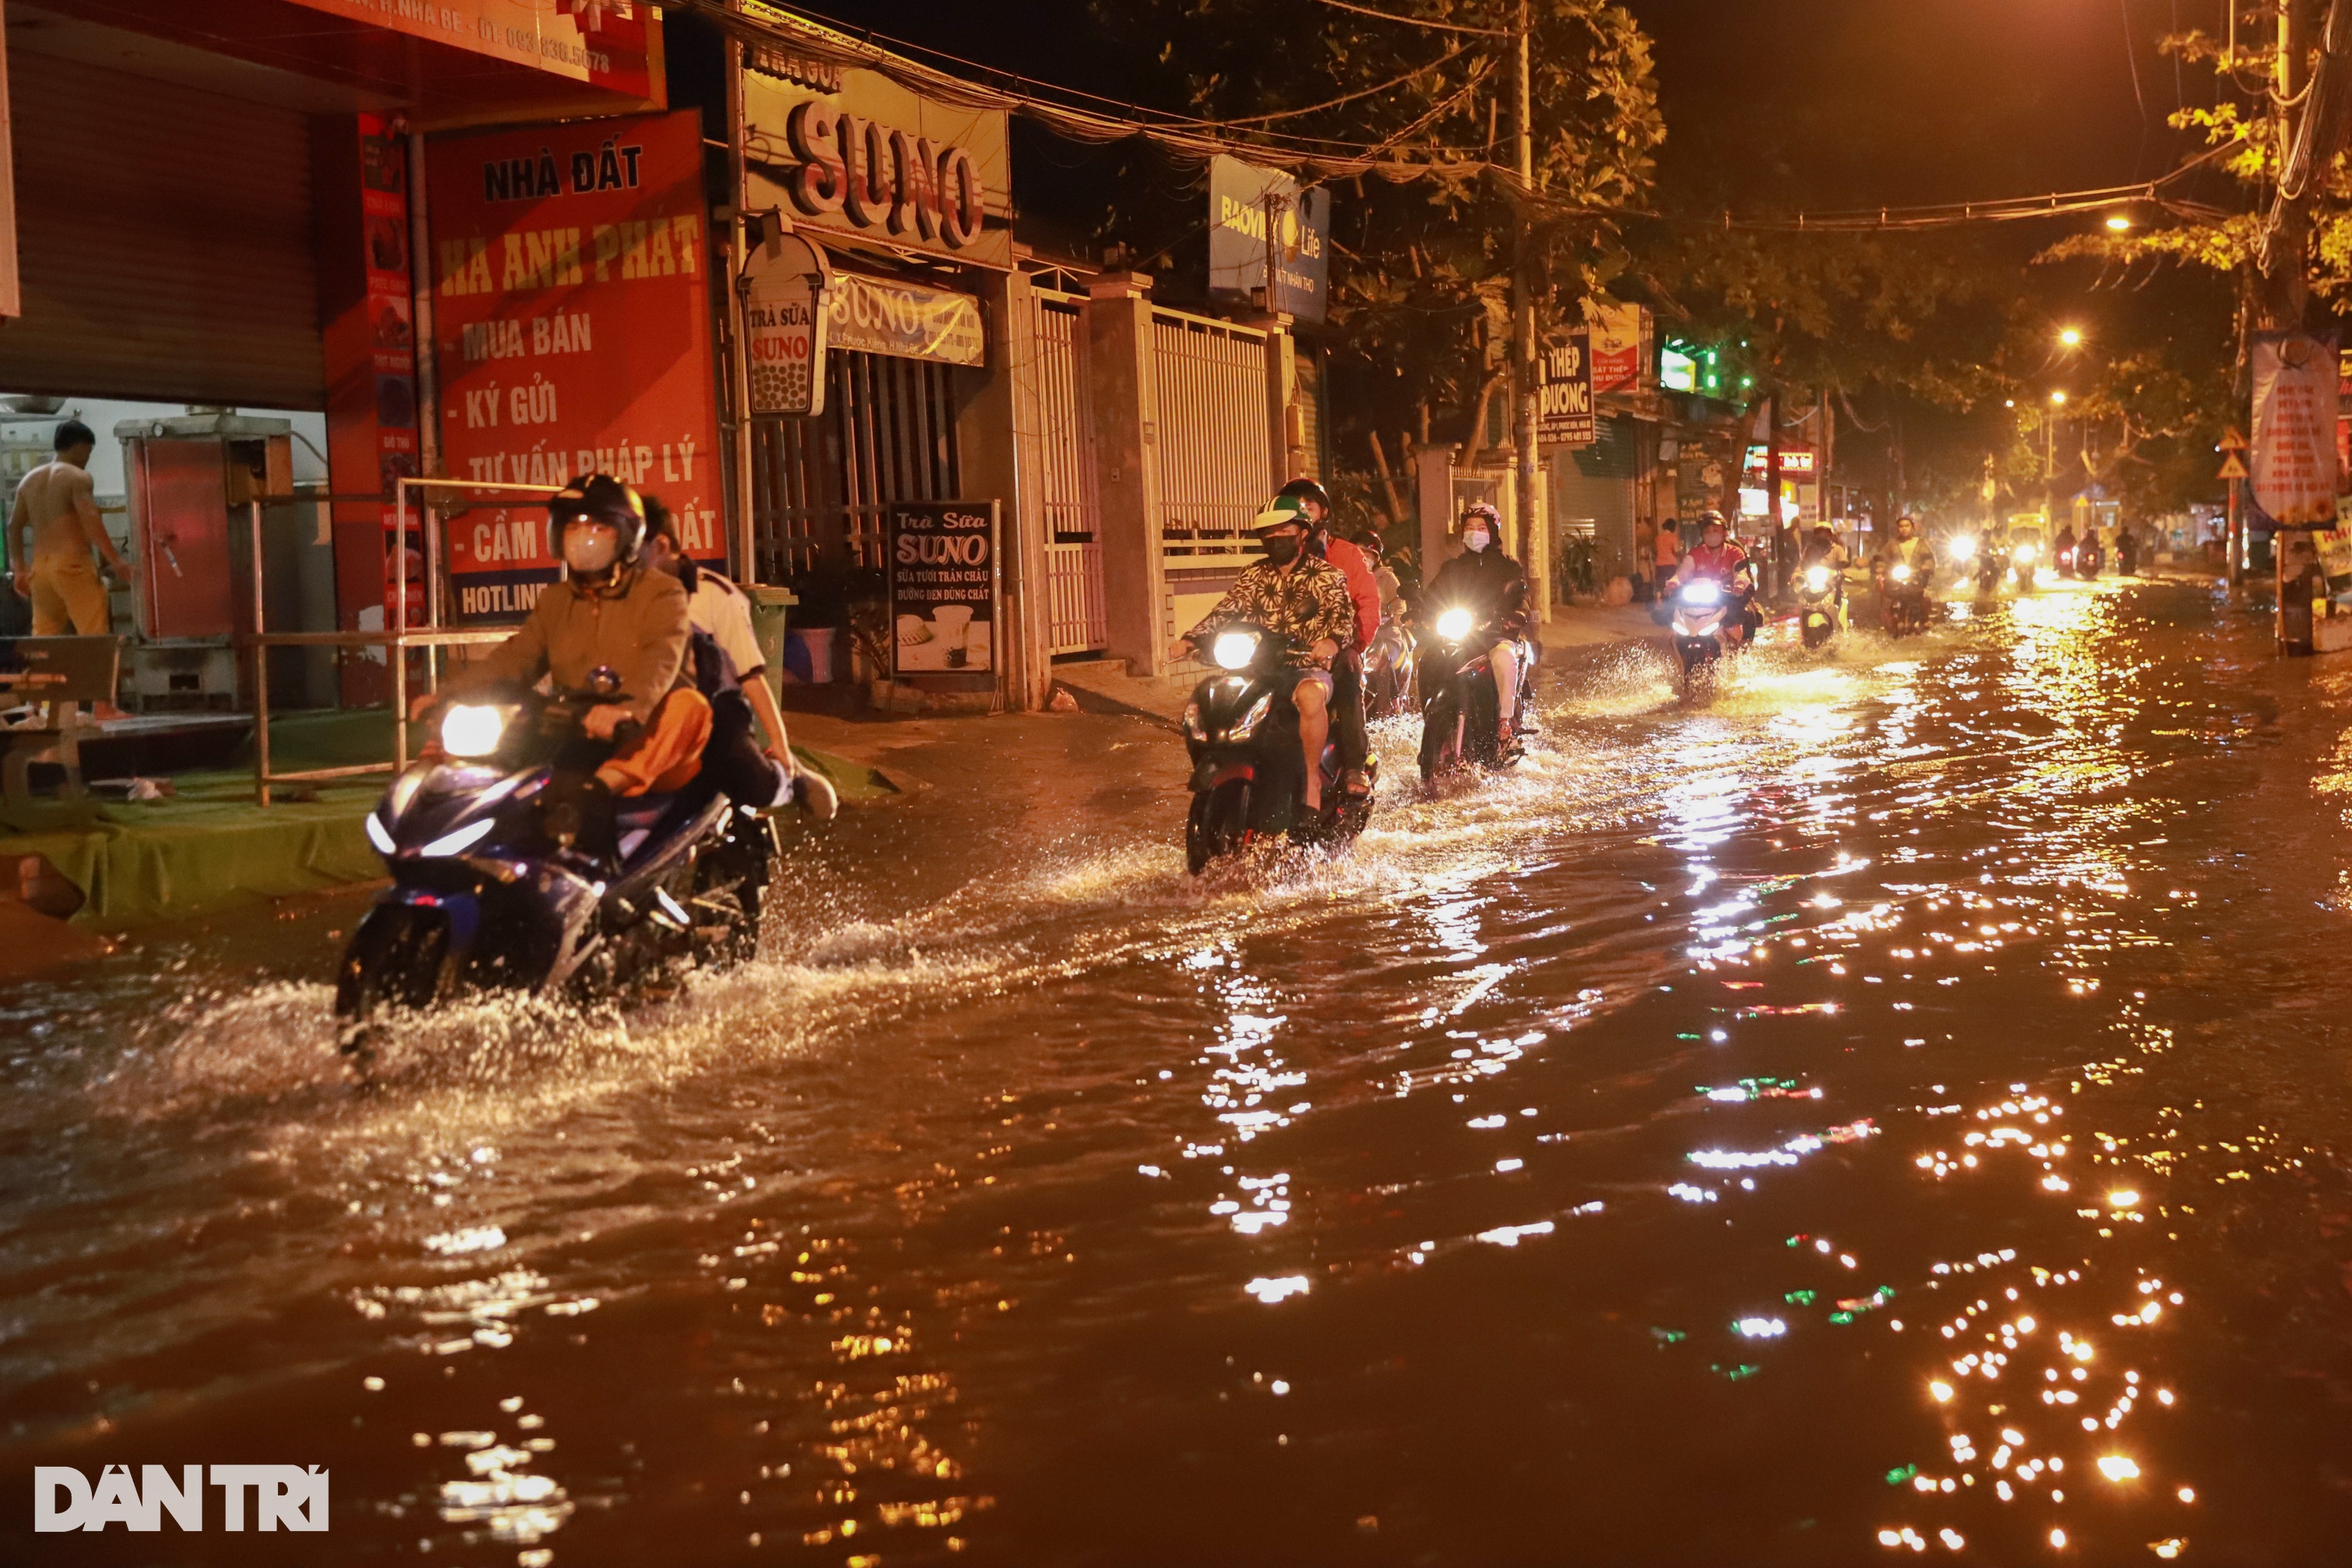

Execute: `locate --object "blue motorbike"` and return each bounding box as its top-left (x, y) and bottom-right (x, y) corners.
top-left (334, 667), bottom-right (771, 1057)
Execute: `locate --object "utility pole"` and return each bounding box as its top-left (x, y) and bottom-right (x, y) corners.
top-left (2269, 0), bottom-right (2313, 329)
top-left (1512, 1), bottom-right (1549, 620)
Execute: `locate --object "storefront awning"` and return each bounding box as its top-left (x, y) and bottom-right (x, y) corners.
top-left (46, 0), bottom-right (664, 127)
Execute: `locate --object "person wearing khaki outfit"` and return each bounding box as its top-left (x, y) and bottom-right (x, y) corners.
top-left (9, 419), bottom-right (127, 638)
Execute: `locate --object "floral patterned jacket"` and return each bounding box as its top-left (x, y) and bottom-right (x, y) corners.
top-left (1184, 556), bottom-right (1357, 668)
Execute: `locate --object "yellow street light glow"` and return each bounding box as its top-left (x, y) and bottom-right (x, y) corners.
top-left (2097, 1455), bottom-right (2141, 1482)
top-left (2050, 391), bottom-right (2068, 406)
top-left (1930, 1380), bottom-right (1955, 1402)
top-left (2106, 215), bottom-right (2132, 231)
top-left (2108, 1189), bottom-right (2139, 1208)
top-left (2059, 327), bottom-right (2084, 346)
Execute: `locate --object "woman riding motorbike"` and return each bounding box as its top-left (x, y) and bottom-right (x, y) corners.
top-left (1423, 503), bottom-right (1532, 752)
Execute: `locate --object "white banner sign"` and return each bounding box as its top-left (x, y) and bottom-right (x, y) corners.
top-left (828, 272), bottom-right (984, 367)
top-left (744, 230), bottom-right (830, 416)
top-left (2252, 331), bottom-right (2340, 526)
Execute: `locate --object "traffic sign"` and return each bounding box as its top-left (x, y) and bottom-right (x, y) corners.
top-left (2218, 452), bottom-right (2249, 480)
top-left (2220, 427), bottom-right (2250, 451)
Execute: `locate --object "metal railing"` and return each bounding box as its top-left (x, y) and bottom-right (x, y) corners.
top-left (243, 476), bottom-right (546, 805)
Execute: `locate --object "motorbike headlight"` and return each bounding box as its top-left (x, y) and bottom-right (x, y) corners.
top-left (1804, 567), bottom-right (1830, 592)
top-left (1212, 631), bottom-right (1260, 671)
top-left (1435, 607), bottom-right (1476, 642)
top-left (1184, 701), bottom-right (1207, 740)
top-left (1226, 691), bottom-right (1275, 742)
top-left (441, 703), bottom-right (508, 759)
top-left (1952, 538), bottom-right (1978, 561)
top-left (1891, 563), bottom-right (1913, 583)
top-left (2013, 545), bottom-right (2035, 562)
top-left (1678, 580), bottom-right (1722, 607)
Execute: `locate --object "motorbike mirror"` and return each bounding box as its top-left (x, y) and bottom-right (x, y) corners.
top-left (587, 665), bottom-right (624, 699)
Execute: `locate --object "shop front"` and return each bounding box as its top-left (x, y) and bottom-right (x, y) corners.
top-left (0, 0), bottom-right (663, 711)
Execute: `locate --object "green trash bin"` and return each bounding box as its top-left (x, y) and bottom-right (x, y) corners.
top-left (747, 586), bottom-right (797, 701)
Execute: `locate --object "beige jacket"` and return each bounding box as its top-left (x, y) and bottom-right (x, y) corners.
top-left (469, 564), bottom-right (688, 721)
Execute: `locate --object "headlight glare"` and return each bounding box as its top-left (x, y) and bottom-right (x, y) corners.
top-left (1212, 631), bottom-right (1260, 671)
top-left (441, 703), bottom-right (508, 759)
top-left (1678, 580), bottom-right (1722, 607)
top-left (1435, 607), bottom-right (1475, 641)
top-left (1804, 567), bottom-right (1830, 592)
top-left (1891, 563), bottom-right (1913, 583)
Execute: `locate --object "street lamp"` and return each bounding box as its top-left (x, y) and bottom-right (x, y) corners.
top-left (2105, 215), bottom-right (2132, 231)
top-left (2058, 326), bottom-right (2084, 348)
top-left (2046, 391), bottom-right (2068, 482)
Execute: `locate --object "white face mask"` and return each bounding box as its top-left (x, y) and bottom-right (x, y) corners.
top-left (1463, 529), bottom-right (1492, 553)
top-left (563, 523), bottom-right (619, 576)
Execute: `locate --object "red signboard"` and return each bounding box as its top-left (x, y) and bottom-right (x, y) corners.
top-left (287, 0), bottom-right (660, 101)
top-left (429, 110), bottom-right (723, 623)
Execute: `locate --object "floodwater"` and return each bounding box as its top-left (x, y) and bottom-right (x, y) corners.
top-left (6, 576), bottom-right (2352, 1566)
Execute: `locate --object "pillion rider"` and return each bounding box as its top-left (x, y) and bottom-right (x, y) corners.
top-left (1280, 477), bottom-right (1381, 800)
top-left (1169, 493), bottom-right (1357, 818)
top-left (416, 475), bottom-right (708, 860)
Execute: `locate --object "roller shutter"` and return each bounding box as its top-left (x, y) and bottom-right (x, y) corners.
top-left (0, 51), bottom-right (323, 407)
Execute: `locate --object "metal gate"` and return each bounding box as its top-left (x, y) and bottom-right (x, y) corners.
top-left (750, 350), bottom-right (961, 582)
top-left (1029, 291), bottom-right (1107, 654)
top-left (1151, 309), bottom-right (1269, 573)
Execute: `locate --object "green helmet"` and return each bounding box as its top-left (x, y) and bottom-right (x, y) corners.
top-left (1249, 493), bottom-right (1315, 536)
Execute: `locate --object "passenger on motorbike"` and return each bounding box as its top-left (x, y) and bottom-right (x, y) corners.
top-left (638, 496), bottom-right (837, 821)
top-left (1169, 495), bottom-right (1357, 815)
top-left (1671, 513), bottom-right (1755, 649)
top-left (1874, 515), bottom-right (1935, 625)
top-left (423, 474), bottom-right (704, 860)
top-left (1282, 477), bottom-right (1380, 799)
top-left (1423, 502), bottom-right (1532, 749)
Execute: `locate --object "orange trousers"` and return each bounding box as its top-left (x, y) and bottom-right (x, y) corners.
top-left (595, 688), bottom-right (711, 796)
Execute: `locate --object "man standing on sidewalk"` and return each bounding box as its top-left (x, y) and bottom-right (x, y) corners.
top-left (9, 420), bottom-right (127, 638)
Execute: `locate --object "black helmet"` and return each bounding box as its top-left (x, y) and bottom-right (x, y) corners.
top-left (1276, 476), bottom-right (1332, 520)
top-left (545, 474), bottom-right (647, 563)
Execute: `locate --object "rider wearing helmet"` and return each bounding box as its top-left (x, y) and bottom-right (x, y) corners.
top-left (1873, 515), bottom-right (1935, 626)
top-left (1281, 477), bottom-right (1380, 799)
top-left (1424, 502), bottom-right (1531, 749)
top-left (1671, 512), bottom-right (1756, 648)
top-left (1170, 492), bottom-right (1357, 815)
top-left (430, 474), bottom-right (705, 856)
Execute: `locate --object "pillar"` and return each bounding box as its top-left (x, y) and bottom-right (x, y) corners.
top-left (958, 267), bottom-right (1041, 708)
top-left (1087, 272), bottom-right (1168, 676)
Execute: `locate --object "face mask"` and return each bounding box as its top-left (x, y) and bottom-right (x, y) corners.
top-left (563, 525), bottom-right (618, 576)
top-left (1262, 533), bottom-right (1302, 566)
top-left (1463, 529), bottom-right (1492, 553)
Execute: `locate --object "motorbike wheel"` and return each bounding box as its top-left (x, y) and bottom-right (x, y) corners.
top-left (1462, 678), bottom-right (1502, 769)
top-left (1185, 779), bottom-right (1251, 875)
top-left (689, 842), bottom-right (764, 968)
top-left (1418, 689), bottom-right (1462, 782)
top-left (334, 904), bottom-right (455, 1057)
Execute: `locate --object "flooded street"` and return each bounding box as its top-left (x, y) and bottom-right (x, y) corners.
top-left (8, 576), bottom-right (2352, 1566)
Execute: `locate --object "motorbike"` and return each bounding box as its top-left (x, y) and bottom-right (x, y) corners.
top-left (1670, 574), bottom-right (1741, 694)
top-left (2077, 534), bottom-right (2105, 580)
top-left (1881, 560), bottom-right (1931, 637)
top-left (335, 671), bottom-right (772, 1056)
top-left (1362, 611), bottom-right (1420, 721)
top-left (1183, 624), bottom-right (1375, 874)
top-left (1952, 534), bottom-right (1999, 596)
top-left (2055, 539), bottom-right (2079, 579)
top-left (1416, 604), bottom-right (1533, 782)
top-left (1795, 561), bottom-right (1842, 650)
top-left (2009, 540), bottom-right (2041, 590)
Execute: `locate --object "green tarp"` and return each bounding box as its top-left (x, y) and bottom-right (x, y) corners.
top-left (1, 710), bottom-right (896, 931)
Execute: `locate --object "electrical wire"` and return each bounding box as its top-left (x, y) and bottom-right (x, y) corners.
top-left (1206, 42), bottom-right (1475, 125)
top-left (1303, 0), bottom-right (1512, 38)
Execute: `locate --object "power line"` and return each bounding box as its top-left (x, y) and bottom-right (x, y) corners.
top-left (1303, 0), bottom-right (1512, 38)
top-left (1208, 42), bottom-right (1475, 126)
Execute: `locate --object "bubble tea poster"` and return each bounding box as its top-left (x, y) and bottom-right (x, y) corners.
top-left (888, 501), bottom-right (999, 684)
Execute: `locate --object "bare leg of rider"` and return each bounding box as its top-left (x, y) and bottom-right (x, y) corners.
top-left (1489, 639), bottom-right (1519, 741)
top-left (1295, 678), bottom-right (1330, 813)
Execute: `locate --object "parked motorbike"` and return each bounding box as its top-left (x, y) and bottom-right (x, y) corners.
top-left (1795, 562), bottom-right (1842, 650)
top-left (1881, 561), bottom-right (1931, 637)
top-left (1362, 612), bottom-right (1420, 721)
top-left (1416, 605), bottom-right (1533, 781)
top-left (336, 671), bottom-right (772, 1056)
top-left (1183, 624), bottom-right (1374, 874)
top-left (1670, 575), bottom-right (1739, 694)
